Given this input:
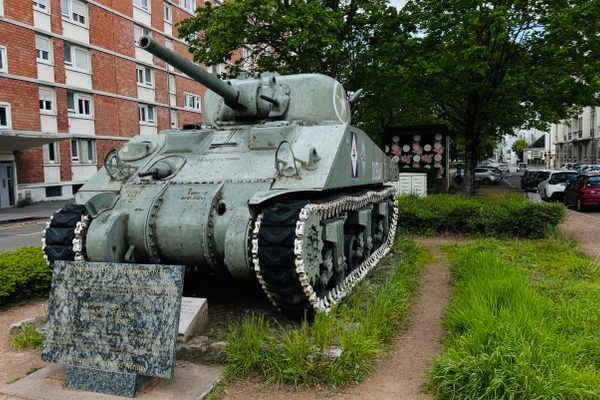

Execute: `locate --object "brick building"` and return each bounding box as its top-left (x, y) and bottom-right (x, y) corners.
top-left (0, 0), bottom-right (207, 208)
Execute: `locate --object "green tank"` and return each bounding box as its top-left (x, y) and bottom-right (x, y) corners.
top-left (43, 36), bottom-right (398, 317)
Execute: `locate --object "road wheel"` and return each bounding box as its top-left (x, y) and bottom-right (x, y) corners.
top-left (576, 198), bottom-right (585, 212)
top-left (482, 177), bottom-right (491, 185)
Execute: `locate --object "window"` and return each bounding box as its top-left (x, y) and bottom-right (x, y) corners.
top-left (33, 0), bottom-right (49, 12)
top-left (184, 93), bottom-right (201, 111)
top-left (71, 139), bottom-right (96, 163)
top-left (136, 65), bottom-right (153, 87)
top-left (0, 46), bottom-right (6, 73)
top-left (134, 25), bottom-right (151, 46)
top-left (0, 103), bottom-right (11, 129)
top-left (180, 0), bottom-right (195, 13)
top-left (62, 0), bottom-right (87, 26)
top-left (164, 2), bottom-right (171, 22)
top-left (0, 0), bottom-right (4, 16)
top-left (165, 39), bottom-right (174, 71)
top-left (45, 186), bottom-right (63, 197)
top-left (44, 143), bottom-right (60, 164)
top-left (67, 92), bottom-right (92, 117)
top-left (170, 109), bottom-right (178, 128)
top-left (35, 36), bottom-right (52, 64)
top-left (64, 43), bottom-right (89, 72)
top-left (168, 74), bottom-right (176, 94)
top-left (138, 104), bottom-right (155, 124)
top-left (39, 87), bottom-right (55, 114)
top-left (133, 0), bottom-right (149, 11)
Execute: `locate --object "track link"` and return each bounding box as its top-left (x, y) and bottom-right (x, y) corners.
top-left (42, 203), bottom-right (90, 267)
top-left (252, 187), bottom-right (398, 317)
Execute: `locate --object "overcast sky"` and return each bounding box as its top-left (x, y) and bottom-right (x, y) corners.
top-left (388, 0), bottom-right (408, 9)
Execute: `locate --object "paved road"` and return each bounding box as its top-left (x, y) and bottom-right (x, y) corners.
top-left (0, 219), bottom-right (46, 252)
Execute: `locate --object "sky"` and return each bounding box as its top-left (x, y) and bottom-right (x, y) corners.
top-left (388, 0), bottom-right (408, 9)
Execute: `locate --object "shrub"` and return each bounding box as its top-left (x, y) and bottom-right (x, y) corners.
top-left (397, 194), bottom-right (565, 238)
top-left (0, 246), bottom-right (51, 305)
top-left (10, 323), bottom-right (43, 349)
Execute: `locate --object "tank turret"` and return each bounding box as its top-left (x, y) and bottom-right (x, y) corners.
top-left (43, 36), bottom-right (398, 319)
top-left (140, 36), bottom-right (350, 127)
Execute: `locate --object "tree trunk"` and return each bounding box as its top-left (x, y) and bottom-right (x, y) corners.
top-left (462, 131), bottom-right (481, 196)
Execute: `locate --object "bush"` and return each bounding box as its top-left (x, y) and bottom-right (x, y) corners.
top-left (0, 246), bottom-right (51, 305)
top-left (397, 194), bottom-right (565, 238)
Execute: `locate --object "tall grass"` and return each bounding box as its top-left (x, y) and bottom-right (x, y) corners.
top-left (428, 239), bottom-right (600, 399)
top-left (223, 238), bottom-right (426, 387)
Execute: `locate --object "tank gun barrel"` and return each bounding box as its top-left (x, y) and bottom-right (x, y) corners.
top-left (139, 36), bottom-right (246, 111)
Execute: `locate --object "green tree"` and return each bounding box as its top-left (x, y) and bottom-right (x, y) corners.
top-left (397, 0), bottom-right (600, 195)
top-left (178, 0), bottom-right (391, 80)
top-left (512, 139), bottom-right (529, 162)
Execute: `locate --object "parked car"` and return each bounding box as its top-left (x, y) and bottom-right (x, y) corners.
top-left (521, 169), bottom-right (537, 190)
top-left (474, 167), bottom-right (501, 185)
top-left (523, 170), bottom-right (551, 192)
top-left (476, 165), bottom-right (504, 178)
top-left (537, 171), bottom-right (578, 201)
top-left (517, 163), bottom-right (527, 172)
top-left (579, 164), bottom-right (600, 172)
top-left (497, 163), bottom-right (510, 173)
top-left (560, 162), bottom-right (580, 171)
top-left (564, 172), bottom-right (600, 211)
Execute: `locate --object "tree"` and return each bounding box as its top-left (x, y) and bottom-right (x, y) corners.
top-left (177, 0), bottom-right (417, 142)
top-left (512, 139), bottom-right (529, 162)
top-left (178, 0), bottom-right (391, 80)
top-left (396, 0), bottom-right (600, 195)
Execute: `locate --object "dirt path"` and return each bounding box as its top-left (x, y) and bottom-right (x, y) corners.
top-left (221, 237), bottom-right (459, 400)
top-left (0, 299), bottom-right (48, 391)
top-left (562, 210), bottom-right (600, 260)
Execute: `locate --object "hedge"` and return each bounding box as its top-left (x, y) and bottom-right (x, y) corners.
top-left (397, 194), bottom-right (565, 238)
top-left (0, 246), bottom-right (51, 306)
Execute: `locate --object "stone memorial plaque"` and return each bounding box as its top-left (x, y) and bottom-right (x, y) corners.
top-left (42, 261), bottom-right (185, 380)
top-left (178, 297), bottom-right (207, 341)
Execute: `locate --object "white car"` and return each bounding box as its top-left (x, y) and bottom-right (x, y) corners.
top-left (580, 164), bottom-right (600, 172)
top-left (538, 171), bottom-right (578, 201)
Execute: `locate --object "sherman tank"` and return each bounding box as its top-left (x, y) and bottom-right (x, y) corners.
top-left (42, 36), bottom-right (398, 317)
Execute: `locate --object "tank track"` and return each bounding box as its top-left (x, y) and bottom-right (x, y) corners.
top-left (42, 203), bottom-right (90, 267)
top-left (252, 186), bottom-right (397, 317)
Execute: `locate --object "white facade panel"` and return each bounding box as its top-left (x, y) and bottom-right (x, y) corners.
top-left (133, 7), bottom-right (152, 26)
top-left (33, 10), bottom-right (52, 32)
top-left (71, 164), bottom-right (97, 181)
top-left (37, 63), bottom-right (55, 82)
top-left (140, 125), bottom-right (157, 135)
top-left (62, 21), bottom-right (89, 44)
top-left (40, 114), bottom-right (58, 132)
top-left (137, 86), bottom-right (155, 102)
top-left (164, 22), bottom-right (172, 37)
top-left (135, 47), bottom-right (153, 64)
top-left (44, 165), bottom-right (61, 183)
top-left (68, 117), bottom-right (94, 135)
top-left (65, 69), bottom-right (92, 89)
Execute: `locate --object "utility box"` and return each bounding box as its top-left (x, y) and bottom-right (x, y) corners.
top-left (395, 172), bottom-right (427, 197)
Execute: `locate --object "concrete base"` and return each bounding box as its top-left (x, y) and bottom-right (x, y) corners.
top-left (0, 361), bottom-right (223, 400)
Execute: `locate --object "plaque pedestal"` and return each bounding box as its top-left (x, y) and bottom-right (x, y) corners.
top-left (65, 366), bottom-right (150, 397)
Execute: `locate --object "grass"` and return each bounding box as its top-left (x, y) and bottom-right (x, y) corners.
top-left (221, 238), bottom-right (427, 387)
top-left (428, 238), bottom-right (600, 399)
top-left (10, 323), bottom-right (43, 349)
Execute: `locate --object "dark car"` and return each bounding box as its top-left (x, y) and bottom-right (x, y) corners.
top-left (521, 169), bottom-right (537, 190)
top-left (523, 170), bottom-right (550, 192)
top-left (564, 172), bottom-right (600, 211)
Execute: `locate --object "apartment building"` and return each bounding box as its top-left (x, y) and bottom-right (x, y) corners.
top-left (0, 0), bottom-right (208, 208)
top-left (552, 106), bottom-right (600, 167)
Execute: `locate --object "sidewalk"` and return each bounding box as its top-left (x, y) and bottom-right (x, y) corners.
top-left (0, 200), bottom-right (70, 224)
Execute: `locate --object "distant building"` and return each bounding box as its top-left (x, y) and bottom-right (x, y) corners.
top-left (0, 0), bottom-right (212, 208)
top-left (552, 106), bottom-right (600, 167)
top-left (496, 128), bottom-right (549, 166)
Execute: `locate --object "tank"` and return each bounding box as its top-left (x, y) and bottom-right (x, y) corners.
top-left (42, 36), bottom-right (398, 317)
